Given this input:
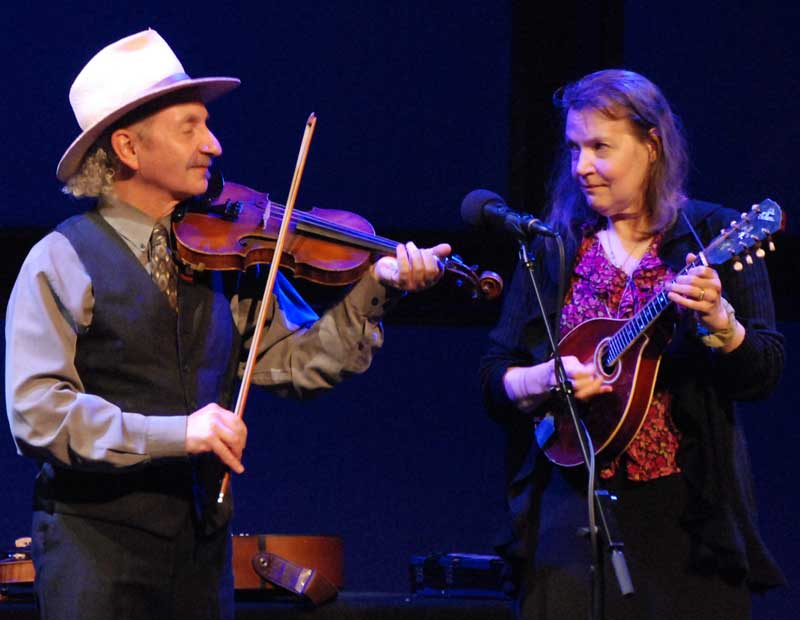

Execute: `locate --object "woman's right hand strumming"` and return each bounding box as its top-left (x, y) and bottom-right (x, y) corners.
top-left (504, 356), bottom-right (612, 412)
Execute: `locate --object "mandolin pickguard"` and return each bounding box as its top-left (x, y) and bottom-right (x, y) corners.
top-left (541, 316), bottom-right (670, 466)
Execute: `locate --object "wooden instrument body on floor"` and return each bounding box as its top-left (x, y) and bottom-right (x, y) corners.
top-left (0, 534), bottom-right (343, 596)
top-left (232, 534), bottom-right (343, 591)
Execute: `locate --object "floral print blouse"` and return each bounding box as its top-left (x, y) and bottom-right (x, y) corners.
top-left (560, 231), bottom-right (682, 481)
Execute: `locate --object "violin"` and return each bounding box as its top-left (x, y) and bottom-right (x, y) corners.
top-left (172, 172), bottom-right (502, 300)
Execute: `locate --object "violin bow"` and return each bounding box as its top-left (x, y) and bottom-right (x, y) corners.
top-left (217, 113), bottom-right (317, 503)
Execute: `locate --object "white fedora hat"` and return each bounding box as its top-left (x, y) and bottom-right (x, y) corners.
top-left (56, 29), bottom-right (240, 182)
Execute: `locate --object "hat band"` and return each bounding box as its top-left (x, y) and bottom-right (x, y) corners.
top-left (150, 72), bottom-right (192, 89)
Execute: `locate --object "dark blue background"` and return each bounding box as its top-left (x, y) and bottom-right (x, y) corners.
top-left (1, 2), bottom-right (797, 618)
top-left (0, 3), bottom-right (509, 230)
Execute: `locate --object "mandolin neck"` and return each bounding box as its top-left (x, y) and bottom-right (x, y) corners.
top-left (603, 260), bottom-right (698, 367)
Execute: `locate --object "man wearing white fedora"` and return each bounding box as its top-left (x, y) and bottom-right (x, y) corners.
top-left (5, 29), bottom-right (450, 619)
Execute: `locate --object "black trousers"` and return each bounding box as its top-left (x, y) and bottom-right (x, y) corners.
top-left (515, 469), bottom-right (751, 620)
top-left (31, 510), bottom-right (234, 620)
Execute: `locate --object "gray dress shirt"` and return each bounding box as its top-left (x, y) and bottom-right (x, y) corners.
top-left (5, 197), bottom-right (390, 469)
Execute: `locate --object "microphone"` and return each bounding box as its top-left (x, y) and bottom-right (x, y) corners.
top-left (460, 189), bottom-right (557, 239)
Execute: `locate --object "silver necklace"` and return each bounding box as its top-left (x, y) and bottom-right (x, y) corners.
top-left (601, 227), bottom-right (653, 319)
top-left (603, 226), bottom-right (651, 275)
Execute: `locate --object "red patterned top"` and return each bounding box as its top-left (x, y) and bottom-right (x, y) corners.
top-left (560, 231), bottom-right (682, 481)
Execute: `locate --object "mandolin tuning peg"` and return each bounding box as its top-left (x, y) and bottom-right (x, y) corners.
top-left (733, 258), bottom-right (744, 272)
top-left (755, 247), bottom-right (766, 258)
top-left (745, 253), bottom-right (753, 265)
top-left (768, 237), bottom-right (776, 252)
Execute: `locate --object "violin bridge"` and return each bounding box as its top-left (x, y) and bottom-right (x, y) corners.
top-left (261, 195), bottom-right (272, 230)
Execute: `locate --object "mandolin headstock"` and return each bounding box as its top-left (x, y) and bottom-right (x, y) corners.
top-left (702, 199), bottom-right (783, 271)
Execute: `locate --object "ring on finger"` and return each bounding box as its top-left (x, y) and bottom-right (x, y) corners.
top-left (697, 288), bottom-right (705, 301)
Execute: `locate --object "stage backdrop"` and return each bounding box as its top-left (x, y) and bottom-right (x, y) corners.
top-left (0, 2), bottom-right (509, 231)
top-left (1, 3), bottom-right (798, 618)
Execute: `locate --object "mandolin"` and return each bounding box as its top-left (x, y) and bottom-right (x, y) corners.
top-left (539, 199), bottom-right (783, 466)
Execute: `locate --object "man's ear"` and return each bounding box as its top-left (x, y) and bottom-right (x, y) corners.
top-left (110, 127), bottom-right (141, 171)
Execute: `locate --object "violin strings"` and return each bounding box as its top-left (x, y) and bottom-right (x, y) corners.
top-left (265, 203), bottom-right (399, 254)
top-left (279, 207), bottom-right (397, 251)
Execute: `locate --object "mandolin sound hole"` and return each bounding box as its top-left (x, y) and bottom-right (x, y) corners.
top-left (595, 339), bottom-right (622, 383)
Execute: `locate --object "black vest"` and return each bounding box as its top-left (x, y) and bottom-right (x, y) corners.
top-left (34, 210), bottom-right (241, 537)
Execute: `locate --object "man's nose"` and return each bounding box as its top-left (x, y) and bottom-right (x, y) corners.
top-left (201, 129), bottom-right (222, 157)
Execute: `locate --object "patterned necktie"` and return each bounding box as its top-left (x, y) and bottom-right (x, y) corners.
top-left (149, 223), bottom-right (178, 311)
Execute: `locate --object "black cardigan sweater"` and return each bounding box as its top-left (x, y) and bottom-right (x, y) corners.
top-left (479, 200), bottom-right (785, 590)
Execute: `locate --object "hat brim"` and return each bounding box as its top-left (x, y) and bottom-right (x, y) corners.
top-left (56, 76), bottom-right (240, 182)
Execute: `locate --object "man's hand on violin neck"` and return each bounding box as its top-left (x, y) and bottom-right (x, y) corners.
top-left (372, 242), bottom-right (452, 292)
top-left (185, 403), bottom-right (248, 474)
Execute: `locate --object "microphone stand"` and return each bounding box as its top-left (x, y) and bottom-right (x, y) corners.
top-left (517, 237), bottom-right (633, 620)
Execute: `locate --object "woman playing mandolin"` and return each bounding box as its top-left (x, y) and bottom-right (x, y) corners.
top-left (479, 69), bottom-right (784, 619)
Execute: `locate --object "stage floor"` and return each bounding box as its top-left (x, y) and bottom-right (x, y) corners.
top-left (0, 592), bottom-right (513, 620)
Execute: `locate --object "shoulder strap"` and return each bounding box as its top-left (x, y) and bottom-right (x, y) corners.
top-left (251, 551), bottom-right (338, 606)
top-left (681, 209), bottom-right (706, 252)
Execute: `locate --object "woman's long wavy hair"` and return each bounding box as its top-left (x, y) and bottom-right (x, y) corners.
top-left (545, 69), bottom-right (689, 247)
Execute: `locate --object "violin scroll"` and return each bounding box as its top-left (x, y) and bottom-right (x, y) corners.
top-left (478, 270), bottom-right (503, 300)
top-left (442, 255), bottom-right (503, 300)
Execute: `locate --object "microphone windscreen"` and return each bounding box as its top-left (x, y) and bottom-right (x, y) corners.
top-left (460, 189), bottom-right (504, 227)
